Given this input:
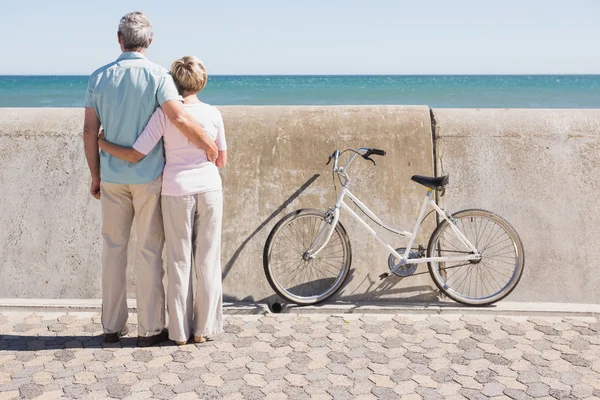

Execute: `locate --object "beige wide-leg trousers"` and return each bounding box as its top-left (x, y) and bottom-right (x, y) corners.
top-left (100, 175), bottom-right (165, 337)
top-left (162, 190), bottom-right (224, 342)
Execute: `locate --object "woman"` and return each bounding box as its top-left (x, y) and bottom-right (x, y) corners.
top-left (98, 56), bottom-right (227, 345)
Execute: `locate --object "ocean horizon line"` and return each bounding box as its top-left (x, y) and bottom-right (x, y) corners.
top-left (2, 75), bottom-right (599, 108)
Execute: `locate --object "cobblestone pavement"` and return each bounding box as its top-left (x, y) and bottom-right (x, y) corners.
top-left (0, 311), bottom-right (599, 400)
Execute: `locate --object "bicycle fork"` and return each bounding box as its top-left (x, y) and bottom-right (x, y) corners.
top-left (305, 207), bottom-right (340, 260)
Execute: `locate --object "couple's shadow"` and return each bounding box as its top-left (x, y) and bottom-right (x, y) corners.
top-left (0, 331), bottom-right (180, 351)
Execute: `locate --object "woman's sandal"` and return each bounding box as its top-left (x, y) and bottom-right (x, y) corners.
top-left (173, 336), bottom-right (192, 346)
top-left (194, 336), bottom-right (208, 343)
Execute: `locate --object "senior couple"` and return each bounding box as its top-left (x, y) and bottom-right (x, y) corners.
top-left (83, 12), bottom-right (226, 347)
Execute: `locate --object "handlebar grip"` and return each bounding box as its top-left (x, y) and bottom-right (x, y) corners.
top-left (371, 149), bottom-right (386, 156)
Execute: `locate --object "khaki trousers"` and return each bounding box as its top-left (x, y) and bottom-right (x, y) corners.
top-left (162, 191), bottom-right (224, 342)
top-left (100, 176), bottom-right (165, 337)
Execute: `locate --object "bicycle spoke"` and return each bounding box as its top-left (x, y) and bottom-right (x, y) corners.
top-left (440, 231), bottom-right (467, 252)
top-left (481, 263), bottom-right (505, 293)
top-left (277, 258), bottom-right (305, 281)
top-left (481, 225), bottom-right (505, 253)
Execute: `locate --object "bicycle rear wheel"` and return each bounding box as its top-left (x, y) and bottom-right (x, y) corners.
top-left (263, 209), bottom-right (352, 305)
top-left (427, 209), bottom-right (524, 306)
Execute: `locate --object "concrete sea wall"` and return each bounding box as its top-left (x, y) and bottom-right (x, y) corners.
top-left (0, 107), bottom-right (599, 304)
top-left (433, 109), bottom-right (600, 304)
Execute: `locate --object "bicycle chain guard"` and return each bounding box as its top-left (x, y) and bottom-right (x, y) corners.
top-left (388, 247), bottom-right (419, 277)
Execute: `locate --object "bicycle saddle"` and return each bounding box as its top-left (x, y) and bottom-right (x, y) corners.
top-left (411, 174), bottom-right (449, 190)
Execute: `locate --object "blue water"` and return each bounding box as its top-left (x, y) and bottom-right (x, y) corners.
top-left (1, 75), bottom-right (599, 108)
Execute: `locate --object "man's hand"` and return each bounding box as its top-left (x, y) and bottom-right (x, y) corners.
top-left (90, 179), bottom-right (101, 199)
top-left (205, 141), bottom-right (218, 163)
top-left (161, 100), bottom-right (218, 162)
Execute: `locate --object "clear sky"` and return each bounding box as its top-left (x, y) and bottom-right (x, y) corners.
top-left (2, 0), bottom-right (599, 75)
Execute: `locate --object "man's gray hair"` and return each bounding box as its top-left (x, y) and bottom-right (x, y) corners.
top-left (118, 12), bottom-right (153, 50)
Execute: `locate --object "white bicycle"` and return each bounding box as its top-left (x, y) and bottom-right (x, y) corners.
top-left (263, 148), bottom-right (525, 306)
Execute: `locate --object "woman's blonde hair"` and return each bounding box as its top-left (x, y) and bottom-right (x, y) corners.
top-left (170, 56), bottom-right (207, 93)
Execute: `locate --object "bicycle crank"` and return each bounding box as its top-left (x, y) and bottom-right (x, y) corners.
top-left (387, 247), bottom-right (421, 277)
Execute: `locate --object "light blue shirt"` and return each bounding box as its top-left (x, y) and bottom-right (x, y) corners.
top-left (84, 52), bottom-right (181, 184)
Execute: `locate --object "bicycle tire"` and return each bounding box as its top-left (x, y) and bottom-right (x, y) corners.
top-left (263, 208), bottom-right (352, 305)
top-left (427, 209), bottom-right (525, 306)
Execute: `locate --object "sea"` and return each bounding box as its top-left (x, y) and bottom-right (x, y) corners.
top-left (0, 75), bottom-right (599, 108)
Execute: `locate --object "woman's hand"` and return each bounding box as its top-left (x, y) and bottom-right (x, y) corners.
top-left (98, 129), bottom-right (105, 141)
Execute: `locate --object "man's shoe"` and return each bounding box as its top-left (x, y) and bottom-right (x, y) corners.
top-left (137, 329), bottom-right (169, 347)
top-left (104, 325), bottom-right (129, 343)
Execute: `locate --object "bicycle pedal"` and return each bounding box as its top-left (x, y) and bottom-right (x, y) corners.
top-left (379, 272), bottom-right (390, 280)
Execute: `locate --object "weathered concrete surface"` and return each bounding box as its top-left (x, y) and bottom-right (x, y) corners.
top-left (219, 106), bottom-right (436, 303)
top-left (432, 109), bottom-right (600, 304)
top-left (0, 107), bottom-right (436, 301)
top-left (0, 109), bottom-right (102, 299)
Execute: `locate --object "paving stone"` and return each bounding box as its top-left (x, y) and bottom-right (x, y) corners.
top-left (391, 368), bottom-right (414, 383)
top-left (302, 378), bottom-right (331, 395)
top-left (458, 388), bottom-right (488, 400)
top-left (364, 351), bottom-right (388, 364)
top-left (12, 366), bottom-right (44, 379)
top-left (559, 372), bottom-right (581, 386)
top-left (284, 373), bottom-right (309, 387)
top-left (62, 383), bottom-right (88, 399)
top-left (106, 383), bottom-right (131, 399)
top-left (216, 379), bottom-right (247, 395)
top-left (15, 353), bottom-right (35, 363)
top-left (327, 362), bottom-right (352, 376)
top-left (12, 324), bottom-right (36, 333)
top-left (54, 350), bottom-right (75, 362)
top-left (350, 378), bottom-right (375, 395)
top-left (482, 381), bottom-right (506, 397)
top-left (560, 354), bottom-right (590, 367)
top-left (244, 374), bottom-right (267, 387)
top-left (548, 388), bottom-right (577, 400)
top-left (464, 348), bottom-right (485, 360)
top-left (502, 326), bottom-right (526, 336)
top-left (500, 388), bottom-right (534, 400)
top-left (171, 378), bottom-right (203, 394)
top-left (474, 369), bottom-right (498, 384)
top-left (18, 383), bottom-right (43, 400)
top-left (518, 370), bottom-right (541, 384)
top-left (151, 383), bottom-right (175, 400)
top-left (239, 385), bottom-right (265, 399)
top-left (570, 383), bottom-right (594, 398)
top-left (283, 385), bottom-right (310, 399)
top-left (526, 382), bottom-right (550, 397)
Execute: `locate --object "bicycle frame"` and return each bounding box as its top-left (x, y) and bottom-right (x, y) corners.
top-left (306, 149), bottom-right (481, 274)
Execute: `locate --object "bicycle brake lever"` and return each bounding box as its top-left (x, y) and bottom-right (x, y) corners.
top-left (326, 155), bottom-right (333, 165)
top-left (365, 157), bottom-right (376, 166)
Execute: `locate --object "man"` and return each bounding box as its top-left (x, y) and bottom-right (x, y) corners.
top-left (83, 11), bottom-right (218, 347)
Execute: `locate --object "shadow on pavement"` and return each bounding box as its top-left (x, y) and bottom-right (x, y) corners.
top-left (0, 328), bottom-right (186, 351)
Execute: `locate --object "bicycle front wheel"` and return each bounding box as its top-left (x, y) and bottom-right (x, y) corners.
top-left (263, 209), bottom-right (352, 305)
top-left (427, 209), bottom-right (525, 306)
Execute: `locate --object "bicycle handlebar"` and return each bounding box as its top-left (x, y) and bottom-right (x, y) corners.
top-left (367, 148), bottom-right (386, 157)
top-left (326, 147), bottom-right (386, 171)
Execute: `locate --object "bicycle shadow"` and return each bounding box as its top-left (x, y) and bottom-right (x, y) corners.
top-left (222, 173), bottom-right (321, 281)
top-left (259, 267), bottom-right (442, 309)
top-left (277, 268), bottom-right (494, 310)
